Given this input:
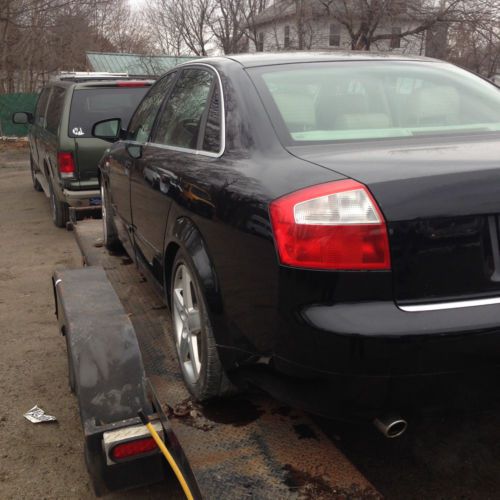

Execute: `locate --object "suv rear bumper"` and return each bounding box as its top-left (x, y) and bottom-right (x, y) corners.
top-left (63, 188), bottom-right (100, 207)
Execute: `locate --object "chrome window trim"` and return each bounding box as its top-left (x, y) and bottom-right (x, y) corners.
top-left (400, 296), bottom-right (500, 312)
top-left (145, 63), bottom-right (225, 159)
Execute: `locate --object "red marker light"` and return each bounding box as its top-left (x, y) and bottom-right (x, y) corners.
top-left (110, 437), bottom-right (158, 461)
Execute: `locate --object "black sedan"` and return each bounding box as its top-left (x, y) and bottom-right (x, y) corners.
top-left (95, 53), bottom-right (500, 428)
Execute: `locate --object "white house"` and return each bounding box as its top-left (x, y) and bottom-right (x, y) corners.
top-left (249, 0), bottom-right (431, 56)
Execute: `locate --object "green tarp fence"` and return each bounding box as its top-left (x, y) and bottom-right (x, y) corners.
top-left (0, 93), bottom-right (38, 137)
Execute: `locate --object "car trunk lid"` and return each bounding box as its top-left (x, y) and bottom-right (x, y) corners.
top-left (288, 135), bottom-right (500, 305)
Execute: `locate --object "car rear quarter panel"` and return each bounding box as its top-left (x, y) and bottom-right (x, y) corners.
top-left (162, 62), bottom-right (354, 367)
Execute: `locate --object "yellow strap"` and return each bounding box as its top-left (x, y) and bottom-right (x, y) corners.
top-left (145, 421), bottom-right (194, 500)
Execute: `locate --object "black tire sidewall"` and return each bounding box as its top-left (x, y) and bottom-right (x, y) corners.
top-left (30, 155), bottom-right (42, 191)
top-left (101, 181), bottom-right (119, 250)
top-left (49, 177), bottom-right (68, 228)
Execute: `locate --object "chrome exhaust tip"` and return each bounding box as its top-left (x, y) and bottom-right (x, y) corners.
top-left (373, 414), bottom-right (408, 438)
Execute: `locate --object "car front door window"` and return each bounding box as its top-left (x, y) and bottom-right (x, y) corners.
top-left (128, 73), bottom-right (176, 143)
top-left (152, 69), bottom-right (214, 150)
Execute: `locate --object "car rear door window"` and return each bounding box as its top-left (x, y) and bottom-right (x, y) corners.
top-left (202, 84), bottom-right (222, 153)
top-left (152, 69), bottom-right (214, 150)
top-left (46, 87), bottom-right (66, 134)
top-left (68, 86), bottom-right (149, 138)
top-left (34, 88), bottom-right (51, 128)
top-left (128, 73), bottom-right (176, 143)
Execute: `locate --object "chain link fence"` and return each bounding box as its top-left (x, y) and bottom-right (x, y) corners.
top-left (0, 93), bottom-right (38, 137)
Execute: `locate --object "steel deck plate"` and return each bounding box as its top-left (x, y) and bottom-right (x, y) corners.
top-left (74, 219), bottom-right (380, 499)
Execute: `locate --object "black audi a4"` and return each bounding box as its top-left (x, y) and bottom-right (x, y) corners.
top-left (95, 53), bottom-right (500, 423)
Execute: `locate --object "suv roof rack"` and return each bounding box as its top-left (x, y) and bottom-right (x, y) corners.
top-left (53, 71), bottom-right (130, 82)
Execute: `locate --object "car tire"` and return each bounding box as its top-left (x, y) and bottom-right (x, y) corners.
top-left (49, 177), bottom-right (69, 228)
top-left (30, 155), bottom-right (43, 192)
top-left (170, 250), bottom-right (235, 401)
top-left (100, 181), bottom-right (120, 251)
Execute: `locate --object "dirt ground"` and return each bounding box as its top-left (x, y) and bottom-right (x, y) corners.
top-left (0, 143), bottom-right (169, 499)
top-left (3, 142), bottom-right (500, 499)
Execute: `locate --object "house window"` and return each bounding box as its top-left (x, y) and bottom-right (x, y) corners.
top-left (329, 24), bottom-right (340, 46)
top-left (257, 32), bottom-right (264, 52)
top-left (284, 25), bottom-right (290, 48)
top-left (391, 27), bottom-right (402, 49)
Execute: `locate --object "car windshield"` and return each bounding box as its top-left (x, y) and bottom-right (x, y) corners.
top-left (250, 61), bottom-right (500, 144)
top-left (68, 87), bottom-right (149, 138)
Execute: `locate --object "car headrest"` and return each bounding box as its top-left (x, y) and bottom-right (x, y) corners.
top-left (334, 113), bottom-right (392, 130)
top-left (316, 92), bottom-right (370, 130)
top-left (410, 86), bottom-right (460, 126)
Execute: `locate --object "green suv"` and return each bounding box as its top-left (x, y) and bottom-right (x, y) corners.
top-left (13, 74), bottom-right (152, 227)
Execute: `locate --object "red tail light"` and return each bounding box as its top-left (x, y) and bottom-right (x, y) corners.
top-left (116, 81), bottom-right (148, 87)
top-left (110, 437), bottom-right (158, 461)
top-left (57, 152), bottom-right (75, 177)
top-left (269, 179), bottom-right (391, 270)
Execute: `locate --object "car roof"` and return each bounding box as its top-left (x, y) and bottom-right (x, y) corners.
top-left (196, 51), bottom-right (440, 69)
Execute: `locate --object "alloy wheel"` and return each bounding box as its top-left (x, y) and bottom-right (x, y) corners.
top-left (172, 264), bottom-right (203, 384)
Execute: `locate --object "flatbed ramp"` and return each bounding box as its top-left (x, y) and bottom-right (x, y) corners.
top-left (74, 219), bottom-right (379, 499)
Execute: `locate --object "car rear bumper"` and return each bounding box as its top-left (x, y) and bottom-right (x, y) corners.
top-left (295, 299), bottom-right (500, 375)
top-left (63, 188), bottom-right (100, 207)
top-left (240, 360), bottom-right (500, 419)
top-left (249, 299), bottom-right (500, 417)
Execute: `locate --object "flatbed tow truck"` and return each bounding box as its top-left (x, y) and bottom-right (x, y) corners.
top-left (53, 218), bottom-right (380, 499)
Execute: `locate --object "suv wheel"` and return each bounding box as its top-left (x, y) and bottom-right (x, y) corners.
top-left (101, 182), bottom-right (119, 250)
top-left (49, 178), bottom-right (69, 228)
top-left (170, 250), bottom-right (236, 401)
top-left (30, 155), bottom-right (43, 192)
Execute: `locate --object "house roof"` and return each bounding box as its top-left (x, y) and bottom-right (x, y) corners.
top-left (86, 52), bottom-right (199, 77)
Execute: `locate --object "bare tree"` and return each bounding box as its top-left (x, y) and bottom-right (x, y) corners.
top-left (0, 0), bottom-right (145, 93)
top-left (143, 0), bottom-right (184, 55)
top-left (143, 0), bottom-right (215, 56)
top-left (242, 0), bottom-right (269, 48)
top-left (316, 0), bottom-right (465, 50)
top-left (209, 0), bottom-right (247, 54)
top-left (447, 0), bottom-right (500, 77)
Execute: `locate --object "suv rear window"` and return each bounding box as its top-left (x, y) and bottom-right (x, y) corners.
top-left (68, 87), bottom-right (149, 138)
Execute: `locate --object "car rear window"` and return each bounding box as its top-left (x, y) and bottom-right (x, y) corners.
top-left (249, 61), bottom-right (500, 144)
top-left (68, 87), bottom-right (149, 138)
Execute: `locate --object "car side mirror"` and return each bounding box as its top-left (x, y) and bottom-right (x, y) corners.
top-left (12, 112), bottom-right (33, 125)
top-left (126, 143), bottom-right (142, 160)
top-left (92, 118), bottom-right (122, 142)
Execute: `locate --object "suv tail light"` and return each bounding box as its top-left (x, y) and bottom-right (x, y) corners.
top-left (269, 179), bottom-right (391, 270)
top-left (57, 152), bottom-right (75, 177)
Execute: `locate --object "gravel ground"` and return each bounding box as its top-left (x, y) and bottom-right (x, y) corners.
top-left (0, 143), bottom-right (170, 499)
top-left (3, 142), bottom-right (500, 500)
